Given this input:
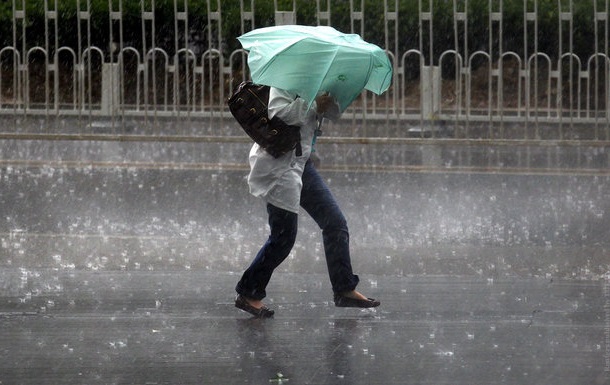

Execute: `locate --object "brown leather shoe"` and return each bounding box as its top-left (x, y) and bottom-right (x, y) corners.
top-left (334, 293), bottom-right (380, 308)
top-left (235, 294), bottom-right (275, 318)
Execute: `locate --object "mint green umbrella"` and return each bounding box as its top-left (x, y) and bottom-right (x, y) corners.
top-left (238, 25), bottom-right (392, 112)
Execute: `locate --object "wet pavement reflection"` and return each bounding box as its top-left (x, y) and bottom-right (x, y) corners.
top-left (0, 270), bottom-right (607, 384)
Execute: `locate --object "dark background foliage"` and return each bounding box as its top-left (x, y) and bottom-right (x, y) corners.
top-left (0, 0), bottom-right (602, 63)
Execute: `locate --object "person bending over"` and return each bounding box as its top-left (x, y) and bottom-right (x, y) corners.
top-left (235, 87), bottom-right (380, 318)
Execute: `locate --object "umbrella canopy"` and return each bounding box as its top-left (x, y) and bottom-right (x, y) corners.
top-left (238, 25), bottom-right (392, 112)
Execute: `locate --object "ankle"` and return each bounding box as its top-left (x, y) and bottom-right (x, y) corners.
top-left (340, 290), bottom-right (367, 300)
top-left (243, 296), bottom-right (263, 309)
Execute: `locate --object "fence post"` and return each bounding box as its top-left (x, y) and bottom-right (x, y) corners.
top-left (274, 0), bottom-right (296, 25)
top-left (421, 65), bottom-right (440, 119)
top-left (275, 12), bottom-right (295, 25)
top-left (101, 63), bottom-right (119, 115)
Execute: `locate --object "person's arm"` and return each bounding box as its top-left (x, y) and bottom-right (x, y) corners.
top-left (268, 87), bottom-right (311, 126)
top-left (268, 87), bottom-right (341, 124)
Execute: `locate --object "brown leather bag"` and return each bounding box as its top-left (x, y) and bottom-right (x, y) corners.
top-left (228, 81), bottom-right (301, 158)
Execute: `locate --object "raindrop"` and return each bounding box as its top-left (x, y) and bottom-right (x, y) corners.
top-left (435, 350), bottom-right (454, 357)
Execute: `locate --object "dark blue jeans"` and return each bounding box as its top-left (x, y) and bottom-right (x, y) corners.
top-left (236, 160), bottom-right (360, 300)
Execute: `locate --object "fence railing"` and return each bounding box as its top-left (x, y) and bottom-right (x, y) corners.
top-left (0, 0), bottom-right (609, 140)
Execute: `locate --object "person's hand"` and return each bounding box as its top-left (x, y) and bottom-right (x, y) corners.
top-left (315, 93), bottom-right (336, 115)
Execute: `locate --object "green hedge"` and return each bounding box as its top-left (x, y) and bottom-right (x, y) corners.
top-left (0, 0), bottom-right (602, 63)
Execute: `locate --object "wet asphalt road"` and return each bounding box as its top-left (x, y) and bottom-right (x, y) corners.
top-left (0, 139), bottom-right (609, 384)
top-left (0, 270), bottom-right (608, 385)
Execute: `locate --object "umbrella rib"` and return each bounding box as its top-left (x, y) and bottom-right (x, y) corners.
top-left (313, 45), bottom-right (341, 102)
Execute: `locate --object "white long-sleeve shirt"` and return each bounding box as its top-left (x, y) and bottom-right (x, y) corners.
top-left (247, 87), bottom-right (340, 213)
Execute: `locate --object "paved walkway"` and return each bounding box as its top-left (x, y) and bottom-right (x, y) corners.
top-left (0, 139), bottom-right (608, 384)
top-left (0, 269), bottom-right (607, 384)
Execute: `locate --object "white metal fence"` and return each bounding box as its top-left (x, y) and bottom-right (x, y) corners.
top-left (0, 0), bottom-right (609, 140)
